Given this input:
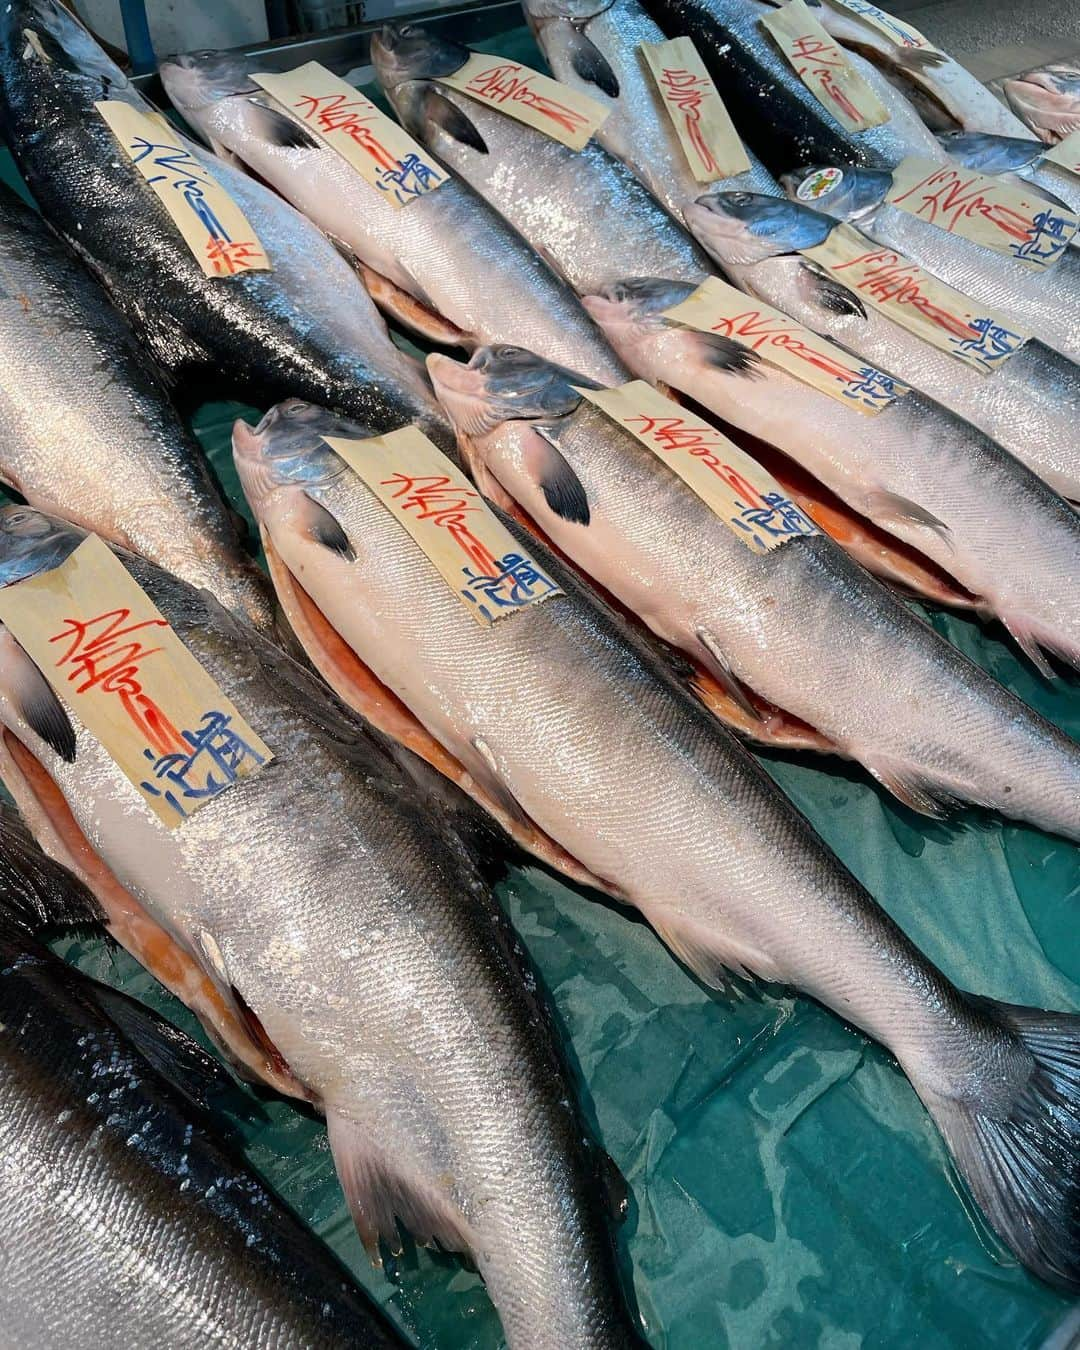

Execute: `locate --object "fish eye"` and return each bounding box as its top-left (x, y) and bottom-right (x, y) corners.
top-left (282, 400), bottom-right (308, 418)
top-left (728, 192), bottom-right (752, 207)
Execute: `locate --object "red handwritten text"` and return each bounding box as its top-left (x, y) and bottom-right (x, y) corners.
top-left (658, 67), bottom-right (720, 176)
top-left (381, 472), bottom-right (501, 574)
top-left (463, 63), bottom-right (588, 135)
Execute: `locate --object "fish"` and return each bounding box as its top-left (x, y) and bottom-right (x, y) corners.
top-left (0, 0), bottom-right (455, 454)
top-left (0, 807), bottom-right (406, 1349)
top-left (1003, 62), bottom-right (1080, 144)
top-left (779, 161), bottom-right (1080, 372)
top-left (938, 129), bottom-right (1080, 223)
top-left (158, 50), bottom-right (630, 388)
top-left (0, 179), bottom-right (275, 634)
top-left (232, 394), bottom-right (1080, 1293)
top-left (370, 23), bottom-right (713, 299)
top-left (520, 0), bottom-right (780, 223)
top-left (635, 0), bottom-right (946, 175)
top-left (682, 195), bottom-right (1080, 668)
top-left (0, 508), bottom-right (642, 1350)
top-left (428, 338), bottom-right (1080, 838)
top-left (797, 0), bottom-right (1037, 140)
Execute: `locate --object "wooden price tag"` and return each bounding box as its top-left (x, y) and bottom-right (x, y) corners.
top-left (323, 427), bottom-right (562, 626)
top-left (663, 275), bottom-right (907, 414)
top-left (439, 52), bottom-right (608, 151)
top-left (760, 0), bottom-right (890, 134)
top-left (822, 0), bottom-right (937, 53)
top-left (887, 155), bottom-right (1079, 270)
top-left (251, 62), bottom-right (448, 209)
top-left (576, 382), bottom-right (818, 553)
top-left (801, 222), bottom-right (1031, 372)
top-left (0, 535), bottom-right (272, 827)
top-left (96, 100), bottom-right (270, 277)
top-left (1044, 129), bottom-right (1080, 179)
top-left (640, 37), bottom-right (752, 181)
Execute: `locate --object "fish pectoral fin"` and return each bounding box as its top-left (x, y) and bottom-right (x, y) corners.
top-left (357, 261), bottom-right (469, 348)
top-left (470, 737), bottom-right (532, 828)
top-left (0, 628), bottom-right (75, 763)
top-left (797, 262), bottom-right (867, 319)
top-left (694, 630), bottom-right (763, 724)
top-left (565, 25), bottom-right (619, 99)
top-left (297, 492), bottom-right (356, 561)
top-left (327, 1111), bottom-right (475, 1261)
top-left (688, 329), bottom-right (764, 377)
top-left (646, 908), bottom-right (783, 990)
top-left (864, 489), bottom-right (952, 547)
top-left (424, 88), bottom-right (488, 154)
top-left (530, 427), bottom-right (591, 525)
top-left (244, 96), bottom-right (321, 150)
top-left (0, 802), bottom-right (103, 934)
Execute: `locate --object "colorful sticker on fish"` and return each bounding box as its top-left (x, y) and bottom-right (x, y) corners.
top-left (0, 535), bottom-right (272, 827)
top-left (640, 37), bottom-right (752, 181)
top-left (760, 0), bottom-right (890, 134)
top-left (822, 0), bottom-right (938, 53)
top-left (663, 275), bottom-right (908, 414)
top-left (1043, 129), bottom-right (1080, 179)
top-left (801, 222), bottom-right (1031, 372)
top-left (323, 427), bottom-right (562, 625)
top-left (887, 155), bottom-right (1079, 270)
top-left (251, 62), bottom-right (448, 209)
top-left (577, 382), bottom-right (818, 553)
top-left (797, 166), bottom-right (844, 201)
top-left (438, 52), bottom-right (608, 151)
top-left (95, 101), bottom-right (270, 277)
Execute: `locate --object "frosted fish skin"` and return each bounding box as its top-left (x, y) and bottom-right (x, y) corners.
top-left (685, 192), bottom-right (1080, 672)
top-left (159, 50), bottom-right (630, 387)
top-left (634, 0), bottom-right (946, 174)
top-left (233, 397), bottom-right (1080, 1295)
top-left (0, 509), bottom-right (641, 1350)
top-left (0, 814), bottom-right (405, 1350)
top-left (522, 0), bottom-right (780, 222)
top-left (783, 162), bottom-right (1080, 366)
top-left (0, 181), bottom-right (273, 633)
top-left (429, 338), bottom-right (1080, 841)
top-left (0, 0), bottom-right (454, 453)
top-left (370, 22), bottom-right (712, 297)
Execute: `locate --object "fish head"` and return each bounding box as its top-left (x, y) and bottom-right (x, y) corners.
top-left (581, 278), bottom-right (697, 367)
top-left (3, 0), bottom-right (129, 94)
top-left (687, 189), bottom-right (834, 265)
top-left (159, 49), bottom-right (260, 119)
top-left (1003, 66), bottom-right (1080, 142)
top-left (427, 348), bottom-right (588, 508)
top-left (521, 0), bottom-right (612, 21)
top-left (232, 401), bottom-right (354, 523)
top-left (780, 164), bottom-right (890, 222)
top-left (0, 506), bottom-right (84, 588)
top-left (937, 131), bottom-right (1043, 176)
top-left (370, 23), bottom-right (472, 138)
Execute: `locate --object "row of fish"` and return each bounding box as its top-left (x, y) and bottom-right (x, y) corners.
top-left (0, 0), bottom-right (1076, 1344)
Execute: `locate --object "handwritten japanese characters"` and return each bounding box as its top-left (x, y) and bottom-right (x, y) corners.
top-left (640, 37), bottom-right (752, 181)
top-left (801, 222), bottom-right (1031, 372)
top-left (439, 53), bottom-right (608, 151)
top-left (760, 0), bottom-right (890, 133)
top-left (251, 63), bottom-right (448, 209)
top-left (887, 156), bottom-right (1079, 271)
top-left (95, 101), bottom-right (270, 277)
top-left (578, 382), bottom-right (818, 554)
top-left (0, 536), bottom-right (271, 827)
top-left (664, 275), bottom-right (907, 413)
top-left (323, 427), bottom-right (562, 625)
top-left (822, 0), bottom-right (938, 53)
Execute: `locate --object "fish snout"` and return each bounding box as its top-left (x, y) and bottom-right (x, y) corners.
top-left (426, 352), bottom-right (493, 438)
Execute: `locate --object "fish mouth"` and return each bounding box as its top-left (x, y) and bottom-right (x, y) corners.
top-left (426, 353), bottom-right (495, 438)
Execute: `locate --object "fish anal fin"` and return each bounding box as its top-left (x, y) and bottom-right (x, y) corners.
top-left (357, 262), bottom-right (469, 347)
top-left (865, 489), bottom-right (952, 547)
top-left (896, 46), bottom-right (948, 73)
top-left (694, 629), bottom-right (762, 724)
top-left (327, 1111), bottom-right (474, 1261)
top-left (1000, 614), bottom-right (1079, 679)
top-left (646, 907), bottom-right (783, 989)
top-left (530, 428), bottom-right (591, 525)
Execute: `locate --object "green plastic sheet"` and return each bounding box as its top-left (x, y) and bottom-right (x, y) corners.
top-left (4, 22), bottom-right (1080, 1343)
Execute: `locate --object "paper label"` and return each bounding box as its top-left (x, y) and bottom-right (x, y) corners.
top-left (439, 52), bottom-right (608, 151)
top-left (577, 382), bottom-right (818, 552)
top-left (0, 536), bottom-right (272, 827)
top-left (640, 38), bottom-right (752, 181)
top-left (796, 165), bottom-right (844, 201)
top-left (663, 276), bottom-right (907, 413)
top-left (251, 62), bottom-right (448, 209)
top-left (887, 155), bottom-right (1079, 270)
top-left (801, 222), bottom-right (1031, 372)
top-left (1043, 129), bottom-right (1080, 179)
top-left (323, 427), bottom-right (562, 625)
top-left (760, 0), bottom-right (890, 134)
top-left (823, 0), bottom-right (937, 51)
top-left (95, 101), bottom-right (270, 278)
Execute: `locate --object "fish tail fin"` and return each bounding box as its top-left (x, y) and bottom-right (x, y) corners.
top-left (919, 996), bottom-right (1080, 1290)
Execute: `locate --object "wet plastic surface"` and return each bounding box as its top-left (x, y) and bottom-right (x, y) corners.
top-left (4, 25), bottom-right (1079, 1343)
